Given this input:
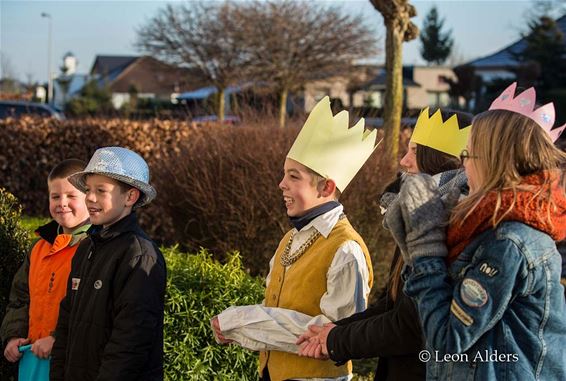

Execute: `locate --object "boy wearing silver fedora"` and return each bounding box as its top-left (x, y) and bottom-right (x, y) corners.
top-left (50, 147), bottom-right (166, 381)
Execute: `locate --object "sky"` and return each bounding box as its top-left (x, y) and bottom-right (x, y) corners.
top-left (0, 0), bottom-right (559, 84)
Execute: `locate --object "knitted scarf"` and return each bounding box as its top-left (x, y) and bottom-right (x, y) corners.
top-left (447, 170), bottom-right (566, 263)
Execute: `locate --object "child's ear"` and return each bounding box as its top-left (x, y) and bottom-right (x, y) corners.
top-left (125, 188), bottom-right (141, 207)
top-left (319, 179), bottom-right (337, 198)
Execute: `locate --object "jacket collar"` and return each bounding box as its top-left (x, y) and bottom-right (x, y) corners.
top-left (35, 220), bottom-right (60, 244)
top-left (36, 220), bottom-right (90, 246)
top-left (88, 212), bottom-right (141, 243)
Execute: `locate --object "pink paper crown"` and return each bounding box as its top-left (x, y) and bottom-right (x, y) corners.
top-left (489, 82), bottom-right (565, 142)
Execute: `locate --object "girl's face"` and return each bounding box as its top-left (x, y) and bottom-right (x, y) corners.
top-left (400, 142), bottom-right (419, 174)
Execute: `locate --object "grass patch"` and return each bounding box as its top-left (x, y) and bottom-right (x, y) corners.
top-left (20, 216), bottom-right (50, 239)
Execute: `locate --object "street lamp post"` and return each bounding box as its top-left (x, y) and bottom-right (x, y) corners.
top-left (41, 12), bottom-right (53, 104)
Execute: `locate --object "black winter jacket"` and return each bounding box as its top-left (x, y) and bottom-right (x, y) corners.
top-left (50, 213), bottom-right (166, 381)
top-left (327, 249), bottom-right (425, 381)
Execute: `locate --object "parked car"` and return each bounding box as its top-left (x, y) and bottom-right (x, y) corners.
top-left (0, 101), bottom-right (65, 120)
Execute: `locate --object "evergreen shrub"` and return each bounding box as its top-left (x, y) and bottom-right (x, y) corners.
top-left (0, 189), bottom-right (31, 380)
top-left (163, 246), bottom-right (264, 380)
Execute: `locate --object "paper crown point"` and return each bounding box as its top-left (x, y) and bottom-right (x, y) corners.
top-left (489, 82), bottom-right (565, 142)
top-left (287, 96), bottom-right (380, 192)
top-left (410, 107), bottom-right (471, 158)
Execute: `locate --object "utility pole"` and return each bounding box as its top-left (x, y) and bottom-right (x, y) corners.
top-left (41, 12), bottom-right (53, 103)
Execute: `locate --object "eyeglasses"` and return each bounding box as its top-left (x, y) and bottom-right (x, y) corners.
top-left (459, 149), bottom-right (478, 163)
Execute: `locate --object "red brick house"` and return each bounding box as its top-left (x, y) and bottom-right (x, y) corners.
top-left (90, 55), bottom-right (201, 109)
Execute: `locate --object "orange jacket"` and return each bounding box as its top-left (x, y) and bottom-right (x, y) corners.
top-left (27, 221), bottom-right (89, 342)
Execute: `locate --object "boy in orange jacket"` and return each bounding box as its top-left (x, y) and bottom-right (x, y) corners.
top-left (1, 159), bottom-right (90, 364)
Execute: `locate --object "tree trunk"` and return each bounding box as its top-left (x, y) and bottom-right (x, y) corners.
top-left (217, 88), bottom-right (225, 122)
top-left (279, 88), bottom-right (288, 128)
top-left (370, 0), bottom-right (418, 180)
top-left (382, 22), bottom-right (404, 176)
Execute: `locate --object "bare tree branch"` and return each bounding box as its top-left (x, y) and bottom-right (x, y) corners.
top-left (135, 2), bottom-right (249, 120)
top-left (235, 0), bottom-right (380, 127)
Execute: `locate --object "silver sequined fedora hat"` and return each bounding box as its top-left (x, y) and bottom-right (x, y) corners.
top-left (68, 147), bottom-right (156, 207)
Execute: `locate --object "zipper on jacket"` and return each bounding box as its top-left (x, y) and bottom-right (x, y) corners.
top-left (87, 236), bottom-right (97, 260)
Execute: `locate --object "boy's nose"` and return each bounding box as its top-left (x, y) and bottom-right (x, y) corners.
top-left (278, 179), bottom-right (287, 190)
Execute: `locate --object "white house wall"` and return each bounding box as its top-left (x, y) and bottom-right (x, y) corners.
top-left (407, 66), bottom-right (455, 109)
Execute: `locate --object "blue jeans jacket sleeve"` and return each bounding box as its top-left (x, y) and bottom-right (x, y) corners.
top-left (404, 237), bottom-right (525, 354)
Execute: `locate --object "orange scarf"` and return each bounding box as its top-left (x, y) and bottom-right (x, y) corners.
top-left (447, 171), bottom-right (566, 263)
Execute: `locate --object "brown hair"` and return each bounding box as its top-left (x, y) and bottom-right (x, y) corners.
top-left (389, 108), bottom-right (472, 301)
top-left (48, 159), bottom-right (87, 182)
top-left (306, 167), bottom-right (342, 200)
top-left (416, 145), bottom-right (461, 176)
top-left (451, 109), bottom-right (566, 227)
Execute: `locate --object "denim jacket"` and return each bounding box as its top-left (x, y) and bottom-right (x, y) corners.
top-left (404, 221), bottom-right (566, 380)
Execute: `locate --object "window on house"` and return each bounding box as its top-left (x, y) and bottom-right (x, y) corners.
top-left (365, 92), bottom-right (382, 108)
top-left (427, 91), bottom-right (450, 108)
top-left (314, 89), bottom-right (331, 102)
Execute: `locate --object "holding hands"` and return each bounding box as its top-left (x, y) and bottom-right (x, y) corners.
top-left (295, 323), bottom-right (336, 360)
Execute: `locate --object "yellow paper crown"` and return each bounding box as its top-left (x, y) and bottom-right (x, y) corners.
top-left (287, 96), bottom-right (379, 192)
top-left (410, 107), bottom-right (471, 158)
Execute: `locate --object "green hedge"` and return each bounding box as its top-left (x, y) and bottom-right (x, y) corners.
top-left (0, 190), bottom-right (32, 380)
top-left (163, 247), bottom-right (264, 380)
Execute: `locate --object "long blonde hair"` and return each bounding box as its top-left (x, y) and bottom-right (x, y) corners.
top-left (451, 109), bottom-right (566, 227)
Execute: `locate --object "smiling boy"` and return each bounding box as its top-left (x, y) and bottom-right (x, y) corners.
top-left (212, 97), bottom-right (379, 381)
top-left (50, 147), bottom-right (166, 381)
top-left (1, 159), bottom-right (90, 374)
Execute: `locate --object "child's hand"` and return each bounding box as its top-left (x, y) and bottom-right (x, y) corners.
top-left (4, 337), bottom-right (29, 362)
top-left (211, 316), bottom-right (233, 345)
top-left (297, 324), bottom-right (334, 359)
top-left (31, 335), bottom-right (55, 359)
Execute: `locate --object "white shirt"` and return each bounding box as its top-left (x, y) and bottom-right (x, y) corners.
top-left (216, 205), bottom-right (371, 381)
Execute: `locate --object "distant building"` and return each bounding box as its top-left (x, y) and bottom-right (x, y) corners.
top-left (461, 14), bottom-right (566, 82)
top-left (90, 55), bottom-right (199, 109)
top-left (53, 53), bottom-right (88, 108)
top-left (303, 64), bottom-right (459, 113)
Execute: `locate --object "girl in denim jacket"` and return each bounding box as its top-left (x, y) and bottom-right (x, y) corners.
top-left (385, 84), bottom-right (566, 380)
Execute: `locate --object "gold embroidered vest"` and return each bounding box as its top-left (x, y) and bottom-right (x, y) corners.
top-left (259, 218), bottom-right (373, 381)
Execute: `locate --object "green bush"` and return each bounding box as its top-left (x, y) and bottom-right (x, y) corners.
top-left (0, 189), bottom-right (32, 380)
top-left (163, 247), bottom-right (264, 380)
top-left (11, 217), bottom-right (377, 379)
top-left (19, 216), bottom-right (50, 240)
